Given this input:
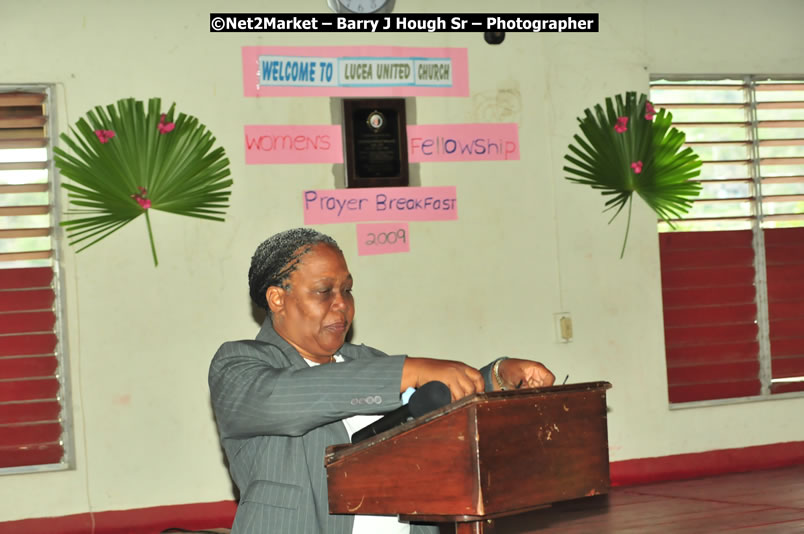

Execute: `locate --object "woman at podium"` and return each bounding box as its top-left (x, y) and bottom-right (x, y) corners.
top-left (209, 228), bottom-right (555, 534)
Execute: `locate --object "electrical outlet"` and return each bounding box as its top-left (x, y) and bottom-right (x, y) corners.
top-left (554, 312), bottom-right (573, 343)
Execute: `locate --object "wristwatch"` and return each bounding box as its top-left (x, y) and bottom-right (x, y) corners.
top-left (493, 357), bottom-right (509, 390)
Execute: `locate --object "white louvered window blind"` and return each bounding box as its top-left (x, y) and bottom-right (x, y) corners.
top-left (651, 77), bottom-right (804, 405)
top-left (0, 86), bottom-right (71, 472)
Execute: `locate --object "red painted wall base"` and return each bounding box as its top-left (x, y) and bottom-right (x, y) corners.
top-left (609, 440), bottom-right (804, 487)
top-left (0, 500), bottom-right (236, 534)
top-left (3, 441), bottom-right (803, 534)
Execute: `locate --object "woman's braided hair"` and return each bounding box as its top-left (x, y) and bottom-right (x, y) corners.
top-left (248, 228), bottom-right (341, 311)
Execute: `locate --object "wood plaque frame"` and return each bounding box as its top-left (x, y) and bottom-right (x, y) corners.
top-left (343, 98), bottom-right (409, 188)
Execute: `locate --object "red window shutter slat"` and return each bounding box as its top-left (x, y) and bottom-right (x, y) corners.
top-left (767, 280), bottom-right (804, 301)
top-left (771, 355), bottom-right (804, 378)
top-left (0, 400), bottom-right (61, 424)
top-left (657, 247), bottom-right (754, 269)
top-left (659, 230), bottom-right (754, 249)
top-left (665, 341), bottom-right (759, 365)
top-left (0, 377), bottom-right (59, 402)
top-left (661, 265), bottom-right (755, 289)
top-left (0, 421), bottom-right (62, 447)
top-left (770, 338), bottom-right (804, 358)
top-left (0, 267), bottom-right (53, 290)
top-left (0, 332), bottom-right (57, 356)
top-left (669, 380), bottom-right (761, 403)
top-left (769, 318), bottom-right (804, 339)
top-left (0, 355), bottom-right (58, 379)
top-left (764, 226), bottom-right (804, 246)
top-left (765, 246), bottom-right (804, 263)
top-left (662, 303), bottom-right (756, 328)
top-left (0, 310), bottom-right (56, 334)
top-left (0, 288), bottom-right (54, 312)
top-left (766, 264), bottom-right (804, 281)
top-left (0, 442), bottom-right (63, 469)
top-left (664, 323), bottom-right (759, 346)
top-left (769, 300), bottom-right (804, 318)
top-left (667, 360), bottom-right (760, 384)
top-left (770, 381), bottom-right (804, 394)
top-left (662, 285), bottom-right (756, 308)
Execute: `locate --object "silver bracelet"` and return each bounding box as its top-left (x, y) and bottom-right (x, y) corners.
top-left (492, 357), bottom-right (508, 390)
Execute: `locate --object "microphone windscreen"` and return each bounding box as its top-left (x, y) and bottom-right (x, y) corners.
top-left (407, 381), bottom-right (451, 418)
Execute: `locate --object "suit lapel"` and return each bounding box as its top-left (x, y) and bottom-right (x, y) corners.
top-left (255, 318), bottom-right (310, 370)
top-left (256, 318), bottom-right (352, 444)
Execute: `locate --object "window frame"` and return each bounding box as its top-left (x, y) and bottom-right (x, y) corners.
top-left (651, 74), bottom-right (804, 409)
top-left (0, 84), bottom-right (75, 474)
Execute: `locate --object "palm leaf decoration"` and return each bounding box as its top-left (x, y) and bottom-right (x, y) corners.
top-left (54, 97), bottom-right (232, 266)
top-left (564, 92), bottom-right (702, 257)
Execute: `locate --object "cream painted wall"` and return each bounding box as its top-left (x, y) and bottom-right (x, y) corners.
top-left (1, 0), bottom-right (803, 522)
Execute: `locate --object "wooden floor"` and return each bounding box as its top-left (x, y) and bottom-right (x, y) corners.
top-left (483, 465), bottom-right (804, 533)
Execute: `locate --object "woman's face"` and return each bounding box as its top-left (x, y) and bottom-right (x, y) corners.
top-left (269, 244), bottom-right (355, 362)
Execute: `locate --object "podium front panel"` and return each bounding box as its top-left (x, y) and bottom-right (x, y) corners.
top-left (326, 407), bottom-right (484, 516)
top-left (475, 384), bottom-right (610, 514)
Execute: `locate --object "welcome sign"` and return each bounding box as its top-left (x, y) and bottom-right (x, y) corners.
top-left (242, 46), bottom-right (468, 97)
top-left (258, 56), bottom-right (452, 88)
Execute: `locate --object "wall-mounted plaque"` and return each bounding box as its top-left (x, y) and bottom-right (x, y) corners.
top-left (343, 98), bottom-right (408, 188)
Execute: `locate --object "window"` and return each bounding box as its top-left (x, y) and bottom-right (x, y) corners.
top-left (651, 77), bottom-right (804, 405)
top-left (0, 86), bottom-right (72, 472)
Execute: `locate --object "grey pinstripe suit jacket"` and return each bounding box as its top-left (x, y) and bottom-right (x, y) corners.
top-left (209, 320), bottom-right (442, 534)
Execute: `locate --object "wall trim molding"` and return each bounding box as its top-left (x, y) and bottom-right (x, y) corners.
top-left (0, 500), bottom-right (236, 534)
top-left (609, 440), bottom-right (804, 486)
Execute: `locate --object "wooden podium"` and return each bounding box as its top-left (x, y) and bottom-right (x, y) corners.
top-left (325, 381), bottom-right (612, 533)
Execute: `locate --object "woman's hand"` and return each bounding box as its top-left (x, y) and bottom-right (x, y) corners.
top-left (496, 358), bottom-right (555, 390)
top-left (402, 357), bottom-right (485, 401)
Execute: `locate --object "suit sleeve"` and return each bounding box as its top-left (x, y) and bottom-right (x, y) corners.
top-left (209, 340), bottom-right (406, 439)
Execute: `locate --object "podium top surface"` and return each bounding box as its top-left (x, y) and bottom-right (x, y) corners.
top-left (325, 381), bottom-right (611, 464)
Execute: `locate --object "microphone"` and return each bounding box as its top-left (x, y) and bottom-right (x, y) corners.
top-left (351, 381), bottom-right (451, 444)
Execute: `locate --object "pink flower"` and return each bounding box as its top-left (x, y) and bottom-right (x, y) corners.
top-left (158, 113), bottom-right (175, 134)
top-left (131, 186), bottom-right (151, 210)
top-left (94, 129), bottom-right (116, 143)
top-left (134, 197), bottom-right (152, 210)
top-left (614, 116), bottom-right (628, 133)
top-left (645, 101), bottom-right (656, 120)
top-left (631, 161), bottom-right (643, 174)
